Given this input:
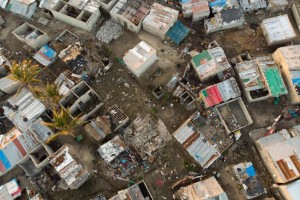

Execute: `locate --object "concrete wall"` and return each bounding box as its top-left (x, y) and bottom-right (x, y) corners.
top-left (50, 8), bottom-right (100, 32)
top-left (215, 97), bottom-right (253, 133)
top-left (272, 49), bottom-right (300, 104)
top-left (110, 11), bottom-right (142, 33)
top-left (192, 10), bottom-right (210, 22)
top-left (205, 18), bottom-right (244, 34)
top-left (100, 0), bottom-right (118, 13)
top-left (12, 22), bottom-right (50, 49)
top-left (142, 23), bottom-right (166, 40)
top-left (292, 4), bottom-right (300, 32)
top-left (125, 52), bottom-right (158, 77)
top-left (0, 77), bottom-right (21, 97)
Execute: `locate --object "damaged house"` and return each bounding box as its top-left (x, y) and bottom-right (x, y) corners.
top-left (191, 47), bottom-right (231, 81)
top-left (213, 97), bottom-right (253, 134)
top-left (200, 77), bottom-right (241, 108)
top-left (173, 112), bottom-right (233, 168)
top-left (50, 29), bottom-right (79, 54)
top-left (12, 22), bottom-right (50, 50)
top-left (175, 176), bottom-right (228, 200)
top-left (123, 115), bottom-right (172, 160)
top-left (97, 135), bottom-right (142, 178)
top-left (109, 181), bottom-right (153, 200)
top-left (204, 2), bottom-right (244, 34)
top-left (233, 162), bottom-right (267, 199)
top-left (235, 57), bottom-right (287, 103)
top-left (142, 3), bottom-right (178, 40)
top-left (123, 41), bottom-right (157, 77)
top-left (1, 88), bottom-right (54, 177)
top-left (56, 73), bottom-right (103, 120)
top-left (49, 145), bottom-right (89, 189)
top-left (85, 104), bottom-right (129, 141)
top-left (110, 0), bottom-right (149, 33)
top-left (41, 0), bottom-right (101, 32)
top-left (272, 45), bottom-right (300, 104)
top-left (179, 0), bottom-right (210, 22)
top-left (261, 15), bottom-right (297, 46)
top-left (59, 41), bottom-right (87, 72)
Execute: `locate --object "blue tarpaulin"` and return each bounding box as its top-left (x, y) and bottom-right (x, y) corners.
top-left (167, 21), bottom-right (190, 45)
top-left (180, 0), bottom-right (190, 3)
top-left (41, 45), bottom-right (56, 59)
top-left (209, 0), bottom-right (227, 7)
top-left (0, 150), bottom-right (11, 170)
top-left (246, 165), bottom-right (256, 177)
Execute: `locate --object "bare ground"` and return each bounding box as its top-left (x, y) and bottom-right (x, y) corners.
top-left (0, 2), bottom-right (300, 200)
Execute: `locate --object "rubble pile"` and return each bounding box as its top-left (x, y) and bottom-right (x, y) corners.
top-left (96, 19), bottom-right (123, 44)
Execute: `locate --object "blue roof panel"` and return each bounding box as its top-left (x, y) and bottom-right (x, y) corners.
top-left (246, 164), bottom-right (256, 177)
top-left (41, 45), bottom-right (56, 59)
top-left (0, 149), bottom-right (11, 170)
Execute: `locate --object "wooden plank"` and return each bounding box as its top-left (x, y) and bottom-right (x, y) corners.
top-left (276, 159), bottom-right (294, 180)
top-left (290, 155), bottom-right (300, 174)
top-left (182, 132), bottom-right (200, 149)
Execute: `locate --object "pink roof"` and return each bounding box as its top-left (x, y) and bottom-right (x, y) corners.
top-left (204, 85), bottom-right (223, 107)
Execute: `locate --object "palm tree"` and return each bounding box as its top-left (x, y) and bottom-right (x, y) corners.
top-left (43, 108), bottom-right (83, 143)
top-left (34, 83), bottom-right (61, 108)
top-left (8, 60), bottom-right (41, 89)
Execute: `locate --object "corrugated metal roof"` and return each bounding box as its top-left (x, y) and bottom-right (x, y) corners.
top-left (173, 120), bottom-right (220, 168)
top-left (97, 136), bottom-right (126, 163)
top-left (264, 67), bottom-right (287, 96)
top-left (201, 78), bottom-right (241, 107)
top-left (166, 21), bottom-right (190, 45)
top-left (4, 88), bottom-right (46, 131)
top-left (280, 179), bottom-right (300, 200)
top-left (257, 133), bottom-right (300, 182)
top-left (176, 176), bottom-right (228, 200)
top-left (33, 45), bottom-right (57, 67)
top-left (50, 145), bottom-right (89, 189)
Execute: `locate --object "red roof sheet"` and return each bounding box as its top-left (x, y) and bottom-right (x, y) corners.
top-left (204, 85), bottom-right (223, 107)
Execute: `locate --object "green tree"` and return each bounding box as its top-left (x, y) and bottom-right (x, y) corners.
top-left (8, 60), bottom-right (41, 88)
top-left (43, 108), bottom-right (83, 143)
